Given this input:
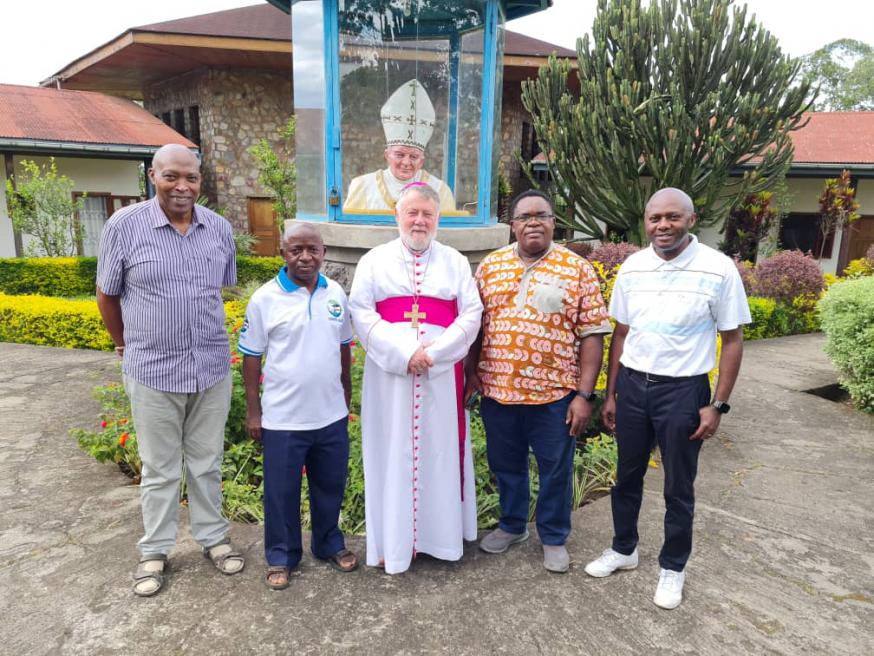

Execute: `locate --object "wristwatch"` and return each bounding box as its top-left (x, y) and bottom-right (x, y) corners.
top-left (576, 390), bottom-right (598, 402)
top-left (711, 400), bottom-right (731, 414)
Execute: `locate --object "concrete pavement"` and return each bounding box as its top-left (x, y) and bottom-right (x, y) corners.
top-left (0, 334), bottom-right (872, 655)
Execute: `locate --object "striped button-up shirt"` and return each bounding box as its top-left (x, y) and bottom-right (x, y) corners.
top-left (97, 197), bottom-right (237, 393)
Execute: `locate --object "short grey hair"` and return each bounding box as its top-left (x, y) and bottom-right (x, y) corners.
top-left (396, 183), bottom-right (440, 214)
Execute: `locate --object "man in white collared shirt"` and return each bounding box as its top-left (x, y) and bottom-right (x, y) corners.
top-left (239, 224), bottom-right (359, 589)
top-left (584, 188), bottom-right (751, 610)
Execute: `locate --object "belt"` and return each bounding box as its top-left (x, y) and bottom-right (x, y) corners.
top-left (624, 367), bottom-right (703, 384)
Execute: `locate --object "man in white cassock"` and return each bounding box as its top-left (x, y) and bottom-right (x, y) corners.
top-left (344, 79), bottom-right (456, 213)
top-left (349, 183), bottom-right (482, 574)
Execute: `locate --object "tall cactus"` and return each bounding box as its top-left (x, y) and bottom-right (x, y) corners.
top-left (521, 0), bottom-right (815, 244)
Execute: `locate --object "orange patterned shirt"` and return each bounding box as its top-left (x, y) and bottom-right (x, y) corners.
top-left (475, 244), bottom-right (611, 405)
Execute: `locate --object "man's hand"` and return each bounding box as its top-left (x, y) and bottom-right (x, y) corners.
top-left (407, 344), bottom-right (434, 376)
top-left (246, 409), bottom-right (263, 442)
top-left (601, 395), bottom-right (617, 433)
top-left (464, 369), bottom-right (482, 404)
top-left (690, 405), bottom-right (721, 441)
top-left (566, 396), bottom-right (593, 437)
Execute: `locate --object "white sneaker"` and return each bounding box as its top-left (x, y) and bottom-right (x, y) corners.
top-left (653, 568), bottom-right (685, 609)
top-left (584, 547), bottom-right (639, 578)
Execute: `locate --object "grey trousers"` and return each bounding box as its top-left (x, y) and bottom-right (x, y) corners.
top-left (124, 374), bottom-right (231, 558)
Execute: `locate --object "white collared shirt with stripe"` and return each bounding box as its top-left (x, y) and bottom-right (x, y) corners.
top-left (238, 268), bottom-right (353, 431)
top-left (610, 235), bottom-right (751, 377)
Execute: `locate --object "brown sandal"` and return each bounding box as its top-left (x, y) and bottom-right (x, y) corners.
top-left (265, 566), bottom-right (290, 590)
top-left (324, 548), bottom-right (359, 573)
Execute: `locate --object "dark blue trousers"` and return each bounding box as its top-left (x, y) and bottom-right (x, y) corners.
top-left (611, 366), bottom-right (710, 571)
top-left (261, 417), bottom-right (349, 568)
top-left (480, 393), bottom-right (575, 545)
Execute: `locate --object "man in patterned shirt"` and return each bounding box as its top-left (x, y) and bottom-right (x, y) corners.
top-left (466, 189), bottom-right (611, 573)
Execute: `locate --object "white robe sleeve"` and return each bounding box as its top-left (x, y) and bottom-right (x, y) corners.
top-left (425, 252), bottom-right (483, 378)
top-left (349, 251), bottom-right (421, 376)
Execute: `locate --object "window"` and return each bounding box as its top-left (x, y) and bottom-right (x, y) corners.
top-left (780, 213), bottom-right (835, 259)
top-left (188, 106), bottom-right (201, 145)
top-left (172, 109), bottom-right (185, 135)
top-left (161, 111), bottom-right (171, 127)
top-left (73, 193), bottom-right (141, 256)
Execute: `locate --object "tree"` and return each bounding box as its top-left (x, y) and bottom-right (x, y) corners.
top-left (817, 169), bottom-right (860, 260)
top-left (249, 117), bottom-right (297, 225)
top-left (800, 39), bottom-right (874, 111)
top-left (5, 158), bottom-right (85, 257)
top-left (719, 190), bottom-right (780, 262)
top-left (520, 0), bottom-right (814, 244)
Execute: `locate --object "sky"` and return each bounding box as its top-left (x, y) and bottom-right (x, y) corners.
top-left (1, 0), bottom-right (873, 87)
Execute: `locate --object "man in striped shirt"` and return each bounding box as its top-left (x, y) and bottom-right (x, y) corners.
top-left (96, 144), bottom-right (244, 597)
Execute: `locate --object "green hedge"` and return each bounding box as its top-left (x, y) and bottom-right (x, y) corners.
top-left (0, 257), bottom-right (98, 296)
top-left (817, 276), bottom-right (874, 413)
top-left (0, 256), bottom-right (284, 297)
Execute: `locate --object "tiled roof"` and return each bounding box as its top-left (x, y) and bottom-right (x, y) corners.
top-left (0, 84), bottom-right (195, 148)
top-left (530, 112), bottom-right (874, 166)
top-left (133, 3), bottom-right (576, 58)
top-left (791, 112), bottom-right (874, 165)
top-left (135, 4), bottom-right (290, 41)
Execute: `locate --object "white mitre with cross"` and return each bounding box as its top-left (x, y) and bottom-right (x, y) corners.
top-left (380, 79), bottom-right (436, 151)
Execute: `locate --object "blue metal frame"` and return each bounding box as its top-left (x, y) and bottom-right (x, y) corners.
top-left (323, 0), bottom-right (343, 222)
top-left (445, 31), bottom-right (461, 192)
top-left (475, 0), bottom-right (500, 225)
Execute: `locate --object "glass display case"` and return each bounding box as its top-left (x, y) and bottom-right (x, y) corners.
top-left (291, 0), bottom-right (516, 226)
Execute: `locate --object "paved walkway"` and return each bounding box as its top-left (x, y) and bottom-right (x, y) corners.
top-left (0, 335), bottom-right (872, 655)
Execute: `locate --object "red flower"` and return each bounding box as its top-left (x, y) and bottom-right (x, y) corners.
top-left (348, 413), bottom-right (359, 423)
top-left (100, 420), bottom-right (108, 429)
top-left (230, 355), bottom-right (241, 365)
top-left (302, 466), bottom-right (308, 476)
top-left (259, 374), bottom-right (265, 384)
top-left (119, 432), bottom-right (129, 447)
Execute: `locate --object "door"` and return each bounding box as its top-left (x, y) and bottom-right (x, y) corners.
top-left (846, 217), bottom-right (874, 262)
top-left (247, 198), bottom-right (279, 256)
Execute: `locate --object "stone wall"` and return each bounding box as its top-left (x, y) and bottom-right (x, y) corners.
top-left (145, 68), bottom-right (293, 231)
top-left (498, 82), bottom-right (532, 198)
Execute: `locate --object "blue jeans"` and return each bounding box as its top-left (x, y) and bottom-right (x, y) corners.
top-left (611, 366), bottom-right (710, 571)
top-left (480, 393), bottom-right (576, 545)
top-left (262, 417), bottom-right (349, 568)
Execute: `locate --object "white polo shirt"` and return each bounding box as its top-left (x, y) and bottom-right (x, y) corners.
top-left (610, 235), bottom-right (751, 377)
top-left (238, 268), bottom-right (353, 431)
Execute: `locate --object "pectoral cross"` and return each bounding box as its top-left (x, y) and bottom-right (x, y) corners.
top-left (404, 303), bottom-right (427, 329)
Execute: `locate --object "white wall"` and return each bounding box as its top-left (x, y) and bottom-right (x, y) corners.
top-left (0, 166), bottom-right (15, 258)
top-left (2, 155), bottom-right (142, 258)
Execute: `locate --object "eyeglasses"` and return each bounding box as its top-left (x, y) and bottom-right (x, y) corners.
top-left (512, 213), bottom-right (555, 223)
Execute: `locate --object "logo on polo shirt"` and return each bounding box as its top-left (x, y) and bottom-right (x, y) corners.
top-left (240, 318), bottom-right (249, 334)
top-left (326, 299), bottom-right (343, 321)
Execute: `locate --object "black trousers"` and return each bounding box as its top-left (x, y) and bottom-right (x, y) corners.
top-left (611, 365), bottom-right (710, 571)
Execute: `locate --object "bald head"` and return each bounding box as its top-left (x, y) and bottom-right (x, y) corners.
top-left (148, 144), bottom-right (202, 222)
top-left (645, 187), bottom-right (694, 215)
top-left (281, 222), bottom-right (325, 290)
top-left (643, 187), bottom-right (697, 260)
top-left (152, 143), bottom-right (199, 170)
top-left (282, 222), bottom-right (324, 251)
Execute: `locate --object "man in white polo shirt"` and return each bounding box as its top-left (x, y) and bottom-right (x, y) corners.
top-left (239, 223), bottom-right (359, 590)
top-left (584, 188), bottom-right (751, 609)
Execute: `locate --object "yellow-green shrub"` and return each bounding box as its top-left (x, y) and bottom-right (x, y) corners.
top-left (0, 293), bottom-right (113, 350)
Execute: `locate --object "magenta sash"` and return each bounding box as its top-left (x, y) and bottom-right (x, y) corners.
top-left (375, 295), bottom-right (466, 501)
